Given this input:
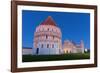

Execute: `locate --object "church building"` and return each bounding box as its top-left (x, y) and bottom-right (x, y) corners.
top-left (63, 40), bottom-right (84, 54)
top-left (33, 16), bottom-right (62, 55)
top-left (22, 16), bottom-right (85, 55)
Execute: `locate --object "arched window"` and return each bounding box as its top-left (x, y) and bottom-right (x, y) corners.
top-left (41, 44), bottom-right (43, 48)
top-left (66, 51), bottom-right (68, 53)
top-left (47, 44), bottom-right (49, 48)
top-left (53, 36), bottom-right (54, 39)
top-left (46, 35), bottom-right (48, 39)
top-left (52, 44), bottom-right (54, 48)
top-left (48, 28), bottom-right (49, 31)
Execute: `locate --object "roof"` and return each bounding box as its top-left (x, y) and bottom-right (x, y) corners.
top-left (40, 16), bottom-right (57, 26)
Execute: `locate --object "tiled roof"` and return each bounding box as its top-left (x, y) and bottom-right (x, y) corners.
top-left (40, 16), bottom-right (57, 26)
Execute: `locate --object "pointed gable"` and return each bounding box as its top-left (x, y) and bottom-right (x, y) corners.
top-left (40, 16), bottom-right (57, 26)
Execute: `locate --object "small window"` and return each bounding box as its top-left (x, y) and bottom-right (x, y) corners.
top-left (41, 44), bottom-right (43, 48)
top-left (66, 50), bottom-right (68, 53)
top-left (48, 28), bottom-right (49, 31)
top-left (53, 36), bottom-right (54, 39)
top-left (46, 35), bottom-right (48, 39)
top-left (52, 44), bottom-right (54, 48)
top-left (47, 44), bottom-right (49, 48)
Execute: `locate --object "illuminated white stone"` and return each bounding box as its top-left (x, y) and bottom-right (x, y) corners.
top-left (63, 40), bottom-right (84, 54)
top-left (31, 16), bottom-right (85, 55)
top-left (33, 16), bottom-right (62, 55)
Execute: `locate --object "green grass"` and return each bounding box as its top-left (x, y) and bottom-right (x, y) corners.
top-left (22, 53), bottom-right (90, 62)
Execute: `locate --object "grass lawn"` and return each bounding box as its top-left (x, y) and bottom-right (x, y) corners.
top-left (22, 53), bottom-right (90, 62)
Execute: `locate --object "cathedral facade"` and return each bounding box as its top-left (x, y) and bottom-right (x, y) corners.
top-left (63, 40), bottom-right (84, 54)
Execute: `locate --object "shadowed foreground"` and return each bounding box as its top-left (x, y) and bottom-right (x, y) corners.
top-left (22, 53), bottom-right (90, 62)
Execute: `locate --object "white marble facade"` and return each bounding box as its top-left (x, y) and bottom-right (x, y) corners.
top-left (23, 16), bottom-right (85, 55)
top-left (33, 16), bottom-right (62, 55)
top-left (63, 40), bottom-right (84, 54)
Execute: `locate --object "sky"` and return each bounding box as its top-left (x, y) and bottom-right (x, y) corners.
top-left (22, 10), bottom-right (90, 49)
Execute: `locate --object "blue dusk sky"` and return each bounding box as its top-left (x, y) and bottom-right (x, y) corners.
top-left (22, 10), bottom-right (90, 49)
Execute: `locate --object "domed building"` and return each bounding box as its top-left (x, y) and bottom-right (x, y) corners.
top-left (22, 16), bottom-right (85, 55)
top-left (33, 16), bottom-right (62, 55)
